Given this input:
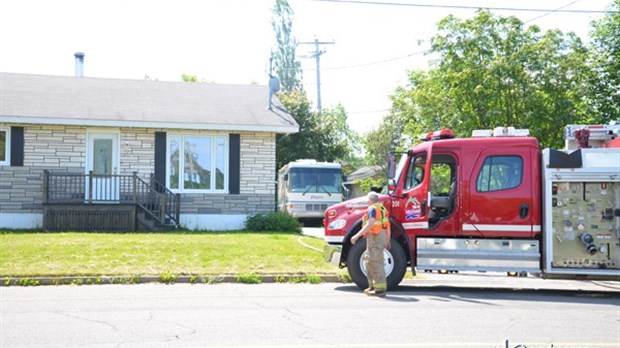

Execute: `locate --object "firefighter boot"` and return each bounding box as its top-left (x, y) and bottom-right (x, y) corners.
top-left (368, 282), bottom-right (387, 297)
top-left (367, 289), bottom-right (386, 297)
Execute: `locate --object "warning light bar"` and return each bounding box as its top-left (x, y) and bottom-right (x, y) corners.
top-left (472, 127), bottom-right (530, 137)
top-left (419, 129), bottom-right (456, 141)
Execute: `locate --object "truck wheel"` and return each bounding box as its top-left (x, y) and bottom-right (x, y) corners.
top-left (346, 237), bottom-right (407, 291)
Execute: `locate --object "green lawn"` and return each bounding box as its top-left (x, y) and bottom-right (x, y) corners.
top-left (0, 232), bottom-right (336, 277)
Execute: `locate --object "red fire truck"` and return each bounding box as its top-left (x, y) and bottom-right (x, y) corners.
top-left (324, 125), bottom-right (620, 289)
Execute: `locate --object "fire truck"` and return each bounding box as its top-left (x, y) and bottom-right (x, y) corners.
top-left (324, 124), bottom-right (620, 289)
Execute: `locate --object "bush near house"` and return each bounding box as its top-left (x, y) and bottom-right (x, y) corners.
top-left (244, 211), bottom-right (302, 232)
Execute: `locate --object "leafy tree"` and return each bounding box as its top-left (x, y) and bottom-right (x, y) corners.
top-left (271, 0), bottom-right (302, 92)
top-left (587, 0), bottom-right (620, 121)
top-left (389, 10), bottom-right (592, 149)
top-left (276, 92), bottom-right (361, 170)
top-left (361, 112), bottom-right (406, 178)
top-left (313, 104), bottom-right (361, 171)
top-left (276, 91), bottom-right (318, 169)
top-left (271, 0), bottom-right (361, 171)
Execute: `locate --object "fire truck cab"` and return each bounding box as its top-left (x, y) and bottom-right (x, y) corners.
top-left (324, 125), bottom-right (620, 290)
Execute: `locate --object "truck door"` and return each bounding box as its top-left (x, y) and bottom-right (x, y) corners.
top-left (465, 148), bottom-right (535, 238)
top-left (392, 151), bottom-right (432, 232)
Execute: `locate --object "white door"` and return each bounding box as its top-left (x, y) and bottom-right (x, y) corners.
top-left (86, 132), bottom-right (120, 202)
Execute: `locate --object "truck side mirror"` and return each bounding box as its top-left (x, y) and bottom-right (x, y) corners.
top-left (387, 178), bottom-right (396, 195)
top-left (387, 153), bottom-right (396, 179)
top-left (283, 173), bottom-right (288, 181)
top-left (341, 184), bottom-right (350, 198)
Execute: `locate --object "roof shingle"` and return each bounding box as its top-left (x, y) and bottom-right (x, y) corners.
top-left (0, 72), bottom-right (298, 133)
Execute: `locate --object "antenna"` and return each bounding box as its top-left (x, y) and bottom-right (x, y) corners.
top-left (268, 56), bottom-right (281, 110)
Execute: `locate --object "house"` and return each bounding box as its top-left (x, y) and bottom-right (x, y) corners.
top-left (343, 165), bottom-right (383, 198)
top-left (0, 72), bottom-right (298, 231)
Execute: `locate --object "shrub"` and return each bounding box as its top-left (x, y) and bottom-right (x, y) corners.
top-left (244, 211), bottom-right (302, 233)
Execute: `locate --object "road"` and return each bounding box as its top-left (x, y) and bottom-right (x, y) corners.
top-left (1, 283), bottom-right (619, 348)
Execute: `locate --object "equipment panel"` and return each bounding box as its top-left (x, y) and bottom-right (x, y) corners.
top-left (551, 182), bottom-right (620, 269)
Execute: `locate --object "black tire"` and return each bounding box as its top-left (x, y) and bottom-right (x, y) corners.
top-left (346, 237), bottom-right (407, 290)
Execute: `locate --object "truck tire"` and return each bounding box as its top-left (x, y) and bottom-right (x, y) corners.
top-left (346, 237), bottom-right (407, 290)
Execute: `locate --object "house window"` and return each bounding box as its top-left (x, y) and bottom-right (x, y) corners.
top-left (167, 134), bottom-right (228, 192)
top-left (0, 127), bottom-right (10, 166)
top-left (476, 156), bottom-right (523, 192)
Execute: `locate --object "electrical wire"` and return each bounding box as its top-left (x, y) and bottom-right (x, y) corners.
top-left (524, 0), bottom-right (582, 23)
top-left (301, 0), bottom-right (615, 14)
top-left (321, 49), bottom-right (430, 70)
top-left (293, 49), bottom-right (430, 71)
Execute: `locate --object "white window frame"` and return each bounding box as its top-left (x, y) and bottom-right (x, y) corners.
top-left (166, 133), bottom-right (229, 193)
top-left (0, 127), bottom-right (11, 166)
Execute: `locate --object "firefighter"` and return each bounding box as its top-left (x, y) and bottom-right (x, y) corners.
top-left (351, 191), bottom-right (390, 297)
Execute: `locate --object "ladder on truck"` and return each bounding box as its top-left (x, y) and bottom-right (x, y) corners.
top-left (564, 124), bottom-right (620, 149)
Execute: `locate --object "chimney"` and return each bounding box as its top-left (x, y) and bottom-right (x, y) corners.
top-left (74, 52), bottom-right (85, 77)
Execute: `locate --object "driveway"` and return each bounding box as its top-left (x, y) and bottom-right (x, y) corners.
top-left (301, 226), bottom-right (323, 239)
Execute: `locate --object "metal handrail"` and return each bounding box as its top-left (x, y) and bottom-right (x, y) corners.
top-left (43, 170), bottom-right (180, 227)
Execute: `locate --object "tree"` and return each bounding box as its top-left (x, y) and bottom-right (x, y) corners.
top-left (587, 0), bottom-right (620, 121)
top-left (361, 112), bottom-right (406, 177)
top-left (271, 0), bottom-right (302, 92)
top-left (271, 0), bottom-right (361, 171)
top-left (275, 93), bottom-right (361, 170)
top-left (275, 91), bottom-right (317, 169)
top-left (389, 10), bottom-right (592, 149)
top-left (313, 104), bottom-right (361, 171)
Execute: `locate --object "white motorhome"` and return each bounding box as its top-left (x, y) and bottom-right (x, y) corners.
top-left (278, 160), bottom-right (346, 218)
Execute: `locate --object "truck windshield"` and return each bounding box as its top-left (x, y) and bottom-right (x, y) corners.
top-left (288, 168), bottom-right (342, 194)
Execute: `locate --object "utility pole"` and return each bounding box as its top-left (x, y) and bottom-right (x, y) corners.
top-left (298, 38), bottom-right (334, 113)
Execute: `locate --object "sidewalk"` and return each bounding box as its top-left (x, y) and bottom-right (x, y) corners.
top-left (400, 271), bottom-right (620, 294)
top-left (301, 227), bottom-right (620, 294)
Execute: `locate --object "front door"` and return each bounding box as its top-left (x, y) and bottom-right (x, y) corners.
top-left (392, 151), bottom-right (431, 232)
top-left (86, 132), bottom-right (120, 202)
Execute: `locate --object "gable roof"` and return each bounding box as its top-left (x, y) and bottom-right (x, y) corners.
top-left (344, 165), bottom-right (382, 184)
top-left (0, 72), bottom-right (298, 134)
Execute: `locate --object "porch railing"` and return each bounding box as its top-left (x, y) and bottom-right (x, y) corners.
top-left (43, 170), bottom-right (181, 227)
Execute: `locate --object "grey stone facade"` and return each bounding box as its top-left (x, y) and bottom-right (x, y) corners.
top-left (0, 124), bottom-right (276, 217)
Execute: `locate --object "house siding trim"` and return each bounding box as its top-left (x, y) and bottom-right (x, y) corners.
top-left (0, 116), bottom-right (298, 134)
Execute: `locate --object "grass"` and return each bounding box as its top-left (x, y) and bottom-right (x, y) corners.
top-left (0, 231), bottom-right (334, 277)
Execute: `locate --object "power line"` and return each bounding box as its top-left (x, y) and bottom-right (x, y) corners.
top-left (524, 0), bottom-right (582, 23)
top-left (322, 49), bottom-right (430, 70)
top-left (301, 0), bottom-right (615, 14)
top-left (292, 49), bottom-right (429, 72)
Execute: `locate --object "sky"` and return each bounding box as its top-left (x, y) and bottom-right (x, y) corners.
top-left (0, 0), bottom-right (613, 134)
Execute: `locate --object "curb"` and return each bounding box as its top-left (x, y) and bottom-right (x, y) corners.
top-left (1, 274), bottom-right (619, 295)
top-left (0, 274), bottom-right (348, 287)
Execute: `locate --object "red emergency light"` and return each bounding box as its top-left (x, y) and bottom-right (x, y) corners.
top-left (419, 129), bottom-right (455, 141)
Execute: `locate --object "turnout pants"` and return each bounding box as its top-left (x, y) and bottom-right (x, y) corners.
top-left (364, 229), bottom-right (387, 291)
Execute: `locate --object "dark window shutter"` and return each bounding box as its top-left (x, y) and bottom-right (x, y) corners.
top-left (229, 134), bottom-right (240, 195)
top-left (154, 132), bottom-right (167, 187)
top-left (10, 127), bottom-right (24, 167)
